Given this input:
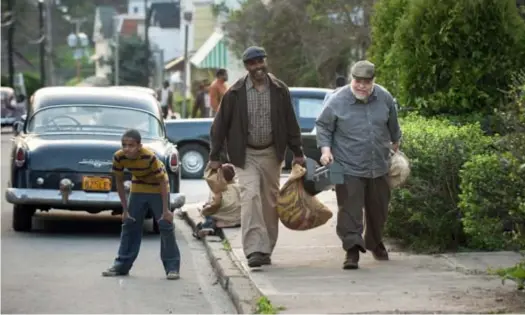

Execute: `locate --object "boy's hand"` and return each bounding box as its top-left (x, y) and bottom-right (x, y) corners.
top-left (160, 211), bottom-right (173, 224)
top-left (122, 211), bottom-right (135, 223)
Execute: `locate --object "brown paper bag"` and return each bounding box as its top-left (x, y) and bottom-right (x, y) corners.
top-left (276, 164), bottom-right (333, 230)
top-left (204, 165), bottom-right (228, 194)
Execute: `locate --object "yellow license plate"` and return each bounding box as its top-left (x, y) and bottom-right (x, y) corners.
top-left (82, 176), bottom-right (112, 192)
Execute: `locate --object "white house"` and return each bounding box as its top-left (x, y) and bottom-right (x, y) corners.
top-left (91, 6), bottom-right (118, 78)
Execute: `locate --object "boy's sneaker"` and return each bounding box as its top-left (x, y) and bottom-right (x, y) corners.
top-left (101, 266), bottom-right (128, 277)
top-left (166, 271), bottom-right (180, 280)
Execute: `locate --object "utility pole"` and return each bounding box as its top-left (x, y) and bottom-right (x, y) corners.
top-left (181, 11), bottom-right (193, 119)
top-left (38, 0), bottom-right (46, 87)
top-left (113, 16), bottom-right (120, 86)
top-left (7, 0), bottom-right (15, 87)
top-left (45, 0), bottom-right (55, 85)
top-left (144, 0), bottom-right (150, 87)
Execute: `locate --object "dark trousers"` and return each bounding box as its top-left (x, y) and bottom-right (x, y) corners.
top-left (335, 175), bottom-right (391, 252)
top-left (113, 193), bottom-right (181, 274)
top-left (161, 106), bottom-right (169, 119)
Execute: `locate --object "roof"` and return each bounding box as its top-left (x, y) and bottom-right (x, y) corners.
top-left (289, 87), bottom-right (333, 97)
top-left (190, 32), bottom-right (225, 67)
top-left (121, 18), bottom-right (139, 36)
top-left (31, 87), bottom-right (161, 117)
top-left (150, 2), bottom-right (181, 28)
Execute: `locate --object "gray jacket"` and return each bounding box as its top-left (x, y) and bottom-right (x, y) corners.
top-left (316, 84), bottom-right (402, 178)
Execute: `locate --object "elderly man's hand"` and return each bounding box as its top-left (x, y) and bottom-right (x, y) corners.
top-left (392, 142), bottom-right (399, 152)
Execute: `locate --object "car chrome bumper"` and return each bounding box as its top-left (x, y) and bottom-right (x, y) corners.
top-left (5, 188), bottom-right (186, 210)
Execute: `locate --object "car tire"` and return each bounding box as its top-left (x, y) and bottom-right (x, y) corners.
top-left (12, 205), bottom-right (35, 232)
top-left (179, 144), bottom-right (209, 179)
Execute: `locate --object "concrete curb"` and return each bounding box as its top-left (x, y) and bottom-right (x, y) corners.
top-left (180, 207), bottom-right (262, 314)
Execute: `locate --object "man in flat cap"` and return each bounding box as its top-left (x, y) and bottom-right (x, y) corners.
top-left (316, 60), bottom-right (402, 270)
top-left (208, 46), bottom-right (305, 268)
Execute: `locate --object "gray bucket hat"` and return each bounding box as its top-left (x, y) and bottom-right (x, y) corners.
top-left (351, 60), bottom-right (375, 80)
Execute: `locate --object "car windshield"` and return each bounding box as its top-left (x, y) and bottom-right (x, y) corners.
top-left (26, 105), bottom-right (164, 138)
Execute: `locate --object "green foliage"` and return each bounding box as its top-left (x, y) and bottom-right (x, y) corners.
top-left (223, 0), bottom-right (362, 86)
top-left (367, 0), bottom-right (409, 93)
top-left (386, 114), bottom-right (493, 252)
top-left (490, 258), bottom-right (525, 291)
top-left (105, 35), bottom-right (155, 87)
top-left (458, 152), bottom-right (525, 250)
top-left (22, 72), bottom-right (42, 97)
top-left (369, 0), bottom-right (525, 116)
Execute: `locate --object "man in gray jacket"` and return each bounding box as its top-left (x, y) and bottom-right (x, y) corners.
top-left (315, 60), bottom-right (402, 270)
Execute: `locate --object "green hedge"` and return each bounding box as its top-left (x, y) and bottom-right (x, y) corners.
top-left (368, 0), bottom-right (525, 116)
top-left (459, 152), bottom-right (525, 251)
top-left (386, 114), bottom-right (493, 252)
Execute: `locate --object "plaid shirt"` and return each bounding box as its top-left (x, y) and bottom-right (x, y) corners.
top-left (246, 77), bottom-right (273, 146)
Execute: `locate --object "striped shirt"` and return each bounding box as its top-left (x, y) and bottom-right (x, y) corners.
top-left (112, 147), bottom-right (169, 193)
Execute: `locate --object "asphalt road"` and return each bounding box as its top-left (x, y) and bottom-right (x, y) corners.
top-left (0, 130), bottom-right (236, 314)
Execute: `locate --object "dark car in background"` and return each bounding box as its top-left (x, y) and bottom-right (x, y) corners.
top-left (6, 87), bottom-right (185, 232)
top-left (164, 87), bottom-right (332, 178)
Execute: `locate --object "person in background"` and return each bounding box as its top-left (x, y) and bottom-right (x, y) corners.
top-left (316, 60), bottom-right (402, 270)
top-left (323, 75), bottom-right (348, 103)
top-left (192, 82), bottom-right (209, 118)
top-left (209, 68), bottom-right (229, 116)
top-left (208, 46), bottom-right (305, 268)
top-left (157, 80), bottom-right (173, 119)
top-left (193, 163), bottom-right (241, 239)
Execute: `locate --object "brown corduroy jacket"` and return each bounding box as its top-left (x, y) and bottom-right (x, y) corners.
top-left (209, 73), bottom-right (304, 168)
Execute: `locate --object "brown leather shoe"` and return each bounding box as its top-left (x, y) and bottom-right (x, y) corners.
top-left (371, 243), bottom-right (389, 261)
top-left (343, 247), bottom-right (360, 270)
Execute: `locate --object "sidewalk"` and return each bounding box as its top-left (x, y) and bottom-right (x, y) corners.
top-left (182, 191), bottom-right (525, 314)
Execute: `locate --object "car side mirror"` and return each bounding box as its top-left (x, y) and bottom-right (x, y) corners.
top-left (13, 121), bottom-right (24, 136)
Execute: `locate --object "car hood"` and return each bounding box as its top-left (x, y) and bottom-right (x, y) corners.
top-left (23, 134), bottom-right (173, 172)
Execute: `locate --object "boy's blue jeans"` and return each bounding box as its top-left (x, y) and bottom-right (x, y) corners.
top-left (112, 192), bottom-right (181, 274)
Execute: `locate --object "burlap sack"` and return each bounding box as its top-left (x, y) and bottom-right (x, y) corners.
top-left (276, 164), bottom-right (333, 230)
top-left (204, 165), bottom-right (228, 194)
top-left (388, 150), bottom-right (411, 188)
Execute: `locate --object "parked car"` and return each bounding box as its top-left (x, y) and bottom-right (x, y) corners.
top-left (1, 86), bottom-right (27, 129)
top-left (301, 126), bottom-right (322, 164)
top-left (164, 87), bottom-right (332, 179)
top-left (6, 86), bottom-right (185, 232)
top-left (109, 85), bottom-right (157, 98)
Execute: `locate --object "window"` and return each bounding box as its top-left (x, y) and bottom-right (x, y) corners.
top-left (133, 6), bottom-right (139, 13)
top-left (296, 98), bottom-right (325, 119)
top-left (27, 105), bottom-right (164, 138)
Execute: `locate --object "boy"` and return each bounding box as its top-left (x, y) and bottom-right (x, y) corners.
top-left (102, 129), bottom-right (181, 280)
top-left (194, 163), bottom-right (241, 239)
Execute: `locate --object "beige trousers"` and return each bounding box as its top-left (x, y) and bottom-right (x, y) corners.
top-left (236, 147), bottom-right (281, 257)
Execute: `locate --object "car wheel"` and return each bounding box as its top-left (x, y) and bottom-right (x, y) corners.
top-left (179, 144), bottom-right (209, 179)
top-left (12, 205), bottom-right (35, 232)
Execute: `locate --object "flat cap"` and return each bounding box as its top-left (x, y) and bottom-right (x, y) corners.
top-left (351, 60), bottom-right (375, 79)
top-left (242, 46), bottom-right (267, 62)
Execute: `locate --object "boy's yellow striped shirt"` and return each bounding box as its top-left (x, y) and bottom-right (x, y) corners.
top-left (112, 147), bottom-right (169, 193)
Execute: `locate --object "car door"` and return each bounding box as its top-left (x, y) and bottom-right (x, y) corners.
top-left (293, 95), bottom-right (326, 133)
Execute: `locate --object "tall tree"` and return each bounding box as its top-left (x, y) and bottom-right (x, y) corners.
top-left (105, 35), bottom-right (155, 87)
top-left (220, 0), bottom-right (374, 87)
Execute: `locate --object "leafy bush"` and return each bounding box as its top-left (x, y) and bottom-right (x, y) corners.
top-left (458, 152), bottom-right (525, 250)
top-left (369, 0), bottom-right (525, 116)
top-left (386, 114), bottom-right (493, 253)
